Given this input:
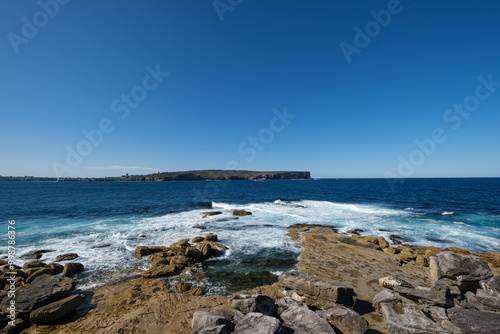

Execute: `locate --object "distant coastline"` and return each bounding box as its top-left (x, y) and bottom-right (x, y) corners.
top-left (0, 170), bottom-right (311, 182)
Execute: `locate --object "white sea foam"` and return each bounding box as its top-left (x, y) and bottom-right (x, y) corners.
top-left (11, 199), bottom-right (500, 289)
top-left (442, 212), bottom-right (454, 215)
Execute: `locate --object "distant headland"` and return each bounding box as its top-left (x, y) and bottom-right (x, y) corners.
top-left (0, 170), bottom-right (311, 182)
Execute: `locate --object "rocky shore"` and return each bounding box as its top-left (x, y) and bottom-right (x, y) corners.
top-left (2, 224), bottom-right (500, 333)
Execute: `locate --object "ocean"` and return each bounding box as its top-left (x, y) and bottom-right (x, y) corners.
top-left (1, 178), bottom-right (499, 294)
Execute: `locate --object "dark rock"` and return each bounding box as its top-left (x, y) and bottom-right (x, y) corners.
top-left (62, 262), bottom-right (84, 276)
top-left (318, 306), bottom-right (369, 334)
top-left (46, 263), bottom-right (64, 275)
top-left (135, 246), bottom-right (151, 258)
top-left (170, 255), bottom-right (190, 270)
top-left (202, 211), bottom-right (223, 218)
top-left (480, 275), bottom-right (500, 299)
top-left (196, 243), bottom-right (212, 259)
top-left (389, 235), bottom-right (406, 245)
top-left (23, 260), bottom-right (46, 270)
top-left (447, 307), bottom-right (500, 334)
top-left (380, 302), bottom-right (448, 334)
top-left (430, 253), bottom-right (493, 283)
top-left (20, 253), bottom-right (42, 260)
top-left (30, 294), bottom-right (86, 323)
top-left (0, 274), bottom-right (75, 316)
top-left (0, 318), bottom-right (30, 333)
top-left (231, 293), bottom-right (276, 316)
top-left (346, 229), bottom-right (363, 235)
top-left (91, 244), bottom-right (111, 249)
top-left (149, 246), bottom-right (170, 253)
top-left (233, 312), bottom-right (286, 334)
top-left (192, 311), bottom-right (233, 334)
top-left (142, 264), bottom-right (176, 278)
top-left (55, 253), bottom-right (79, 262)
top-left (193, 225), bottom-right (207, 230)
top-left (233, 210), bottom-right (252, 216)
top-left (281, 306), bottom-right (336, 334)
top-left (205, 233), bottom-right (218, 242)
top-left (186, 247), bottom-right (204, 260)
top-left (279, 271), bottom-right (355, 308)
top-left (33, 250), bottom-right (55, 254)
top-left (192, 236), bottom-right (205, 243)
top-left (372, 289), bottom-right (401, 313)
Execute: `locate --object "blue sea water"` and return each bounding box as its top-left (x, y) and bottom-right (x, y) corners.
top-left (1, 178), bottom-right (499, 293)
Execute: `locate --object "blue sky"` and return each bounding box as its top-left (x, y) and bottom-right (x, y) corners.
top-left (1, 0), bottom-right (499, 178)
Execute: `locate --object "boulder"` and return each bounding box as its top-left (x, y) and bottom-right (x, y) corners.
top-left (187, 287), bottom-right (203, 296)
top-left (135, 246), bottom-right (151, 257)
top-left (447, 307), bottom-right (500, 334)
top-left (20, 253), bottom-right (42, 260)
top-left (392, 285), bottom-right (453, 308)
top-left (30, 294), bottom-right (86, 323)
top-left (0, 275), bottom-right (75, 315)
top-left (186, 247), bottom-right (204, 260)
top-left (142, 264), bottom-right (176, 278)
top-left (380, 302), bottom-right (449, 334)
top-left (480, 275), bottom-right (500, 299)
top-left (205, 233), bottom-right (218, 242)
top-left (233, 312), bottom-right (285, 334)
top-left (318, 306), bottom-right (368, 334)
top-left (281, 306), bottom-right (336, 334)
top-left (23, 260), bottom-right (46, 270)
top-left (198, 325), bottom-right (231, 334)
top-left (231, 293), bottom-right (276, 316)
top-left (62, 262), bottom-right (84, 276)
top-left (192, 311), bottom-right (232, 334)
top-left (379, 276), bottom-right (413, 289)
top-left (465, 291), bottom-right (500, 312)
top-left (232, 210), bottom-right (252, 216)
top-left (279, 271), bottom-right (354, 308)
top-left (276, 297), bottom-right (304, 315)
top-left (372, 289), bottom-right (401, 313)
top-left (202, 211), bottom-right (222, 218)
top-left (389, 235), bottom-right (406, 245)
top-left (429, 253), bottom-right (493, 283)
top-left (378, 236), bottom-right (390, 249)
top-left (26, 267), bottom-right (55, 284)
top-left (171, 282), bottom-right (192, 293)
top-left (170, 255), bottom-right (190, 270)
top-left (170, 239), bottom-right (191, 249)
top-left (55, 253), bottom-right (79, 262)
top-left (152, 257), bottom-right (170, 267)
top-left (192, 236), bottom-right (205, 243)
top-left (149, 246), bottom-right (170, 253)
top-left (46, 263), bottom-right (64, 274)
top-left (196, 242), bottom-right (212, 259)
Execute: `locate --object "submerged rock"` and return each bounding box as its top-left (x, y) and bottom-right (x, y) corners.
top-left (62, 262), bottom-right (84, 276)
top-left (232, 210), bottom-right (252, 216)
top-left (135, 246), bottom-right (151, 257)
top-left (55, 253), bottom-right (79, 262)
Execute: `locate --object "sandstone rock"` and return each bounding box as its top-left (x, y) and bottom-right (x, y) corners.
top-left (172, 282), bottom-right (192, 293)
top-left (383, 247), bottom-right (400, 255)
top-left (445, 247), bottom-right (470, 255)
top-left (346, 229), bottom-right (363, 235)
top-left (231, 293), bottom-right (276, 316)
top-left (389, 235), bottom-right (406, 245)
top-left (192, 311), bottom-right (232, 334)
top-left (30, 294), bottom-right (86, 323)
top-left (23, 260), bottom-right (46, 270)
top-left (26, 267), bottom-right (55, 284)
top-left (378, 236), bottom-right (390, 249)
top-left (279, 271), bottom-right (354, 308)
top-left (205, 233), bottom-right (218, 242)
top-left (232, 210), bottom-right (252, 216)
top-left (281, 306), bottom-right (336, 334)
top-left (447, 307), bottom-right (500, 334)
top-left (20, 253), bottom-right (42, 260)
top-left (196, 242), bottom-right (212, 259)
top-left (233, 312), bottom-right (285, 334)
top-left (142, 264), bottom-right (176, 278)
top-left (430, 253), bottom-right (493, 283)
top-left (55, 253), bottom-right (79, 262)
top-left (379, 276), bottom-right (413, 289)
top-left (318, 306), bottom-right (368, 334)
top-left (149, 246), bottom-right (170, 253)
top-left (62, 262), bottom-right (84, 276)
top-left (46, 263), bottom-right (64, 274)
top-left (0, 318), bottom-right (30, 333)
top-left (186, 247), bottom-right (204, 260)
top-left (202, 211), bottom-right (222, 218)
top-left (171, 239), bottom-right (191, 249)
top-left (372, 289), bottom-right (402, 313)
top-left (380, 302), bottom-right (448, 334)
top-left (193, 236), bottom-right (205, 243)
top-left (187, 287), bottom-right (203, 296)
top-left (24, 267), bottom-right (43, 277)
top-left (135, 246), bottom-right (151, 257)
top-left (0, 274), bottom-right (75, 315)
top-left (152, 257), bottom-right (170, 267)
top-left (170, 255), bottom-right (190, 270)
top-left (416, 254), bottom-right (429, 266)
top-left (480, 275), bottom-right (500, 299)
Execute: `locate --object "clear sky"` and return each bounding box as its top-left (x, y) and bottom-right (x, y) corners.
top-left (1, 0), bottom-right (499, 179)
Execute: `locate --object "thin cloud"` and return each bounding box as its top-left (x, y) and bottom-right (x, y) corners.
top-left (85, 165), bottom-right (159, 171)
